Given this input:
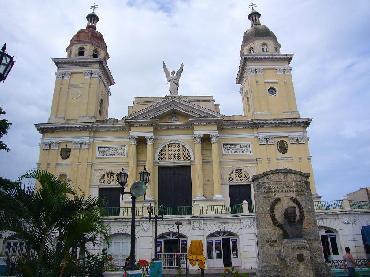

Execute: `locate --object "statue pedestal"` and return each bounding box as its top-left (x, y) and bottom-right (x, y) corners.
top-left (280, 239), bottom-right (314, 277)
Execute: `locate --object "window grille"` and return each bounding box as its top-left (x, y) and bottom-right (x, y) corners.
top-left (228, 168), bottom-right (250, 183)
top-left (158, 143), bottom-right (191, 161)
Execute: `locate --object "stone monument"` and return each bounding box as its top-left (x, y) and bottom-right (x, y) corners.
top-left (252, 169), bottom-right (330, 277)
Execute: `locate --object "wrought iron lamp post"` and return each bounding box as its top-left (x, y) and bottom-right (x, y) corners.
top-left (0, 44), bottom-right (15, 82)
top-left (175, 220), bottom-right (183, 268)
top-left (116, 167), bottom-right (150, 270)
top-left (147, 203), bottom-right (163, 260)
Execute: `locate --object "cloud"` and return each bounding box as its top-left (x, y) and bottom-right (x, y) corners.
top-left (0, 0), bottom-right (369, 200)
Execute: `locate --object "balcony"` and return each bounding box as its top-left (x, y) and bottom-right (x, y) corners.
top-left (101, 202), bottom-right (251, 218)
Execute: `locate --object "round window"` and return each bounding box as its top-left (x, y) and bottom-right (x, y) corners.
top-left (277, 140), bottom-right (288, 154)
top-left (268, 87), bottom-right (277, 96)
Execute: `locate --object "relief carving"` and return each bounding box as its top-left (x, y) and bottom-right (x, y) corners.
top-left (222, 143), bottom-right (252, 155)
top-left (96, 145), bottom-right (127, 158)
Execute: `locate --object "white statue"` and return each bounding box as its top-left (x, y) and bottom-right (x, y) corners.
top-left (163, 61), bottom-right (184, 95)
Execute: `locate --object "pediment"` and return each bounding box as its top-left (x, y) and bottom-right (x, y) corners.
top-left (125, 96), bottom-right (223, 121)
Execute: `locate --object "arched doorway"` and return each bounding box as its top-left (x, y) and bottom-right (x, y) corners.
top-left (206, 231), bottom-right (240, 268)
top-left (156, 141), bottom-right (193, 215)
top-left (319, 228), bottom-right (340, 261)
top-left (106, 233), bottom-right (131, 267)
top-left (157, 231), bottom-right (187, 268)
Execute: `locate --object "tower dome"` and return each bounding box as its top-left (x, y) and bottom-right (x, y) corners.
top-left (66, 8), bottom-right (109, 60)
top-left (240, 6), bottom-right (281, 55)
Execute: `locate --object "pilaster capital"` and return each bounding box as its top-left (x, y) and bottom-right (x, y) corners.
top-left (55, 71), bottom-right (71, 80)
top-left (129, 135), bottom-right (138, 145)
top-left (145, 136), bottom-right (155, 145)
top-left (40, 142), bottom-right (50, 150)
top-left (210, 134), bottom-right (219, 144)
top-left (193, 134), bottom-right (203, 144)
top-left (50, 142), bottom-right (59, 150)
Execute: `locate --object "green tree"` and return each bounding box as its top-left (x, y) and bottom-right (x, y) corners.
top-left (0, 106), bottom-right (11, 151)
top-left (0, 170), bottom-right (109, 276)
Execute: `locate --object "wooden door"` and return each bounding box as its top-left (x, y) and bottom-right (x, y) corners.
top-left (229, 184), bottom-right (251, 207)
top-left (158, 166), bottom-right (192, 209)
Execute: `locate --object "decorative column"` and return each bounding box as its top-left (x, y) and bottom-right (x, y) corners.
top-left (193, 134), bottom-right (205, 199)
top-left (146, 136), bottom-right (155, 200)
top-left (128, 135), bottom-right (137, 188)
top-left (210, 134), bottom-right (223, 200)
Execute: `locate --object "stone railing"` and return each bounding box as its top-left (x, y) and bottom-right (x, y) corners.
top-left (102, 201), bottom-right (252, 218)
top-left (314, 200), bottom-right (370, 211)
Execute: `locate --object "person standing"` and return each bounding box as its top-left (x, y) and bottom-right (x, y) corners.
top-left (343, 247), bottom-right (356, 277)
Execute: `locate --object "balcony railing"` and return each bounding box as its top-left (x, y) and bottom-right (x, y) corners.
top-left (350, 201), bottom-right (370, 209)
top-left (101, 203), bottom-right (250, 218)
top-left (314, 200), bottom-right (343, 210)
top-left (314, 200), bottom-right (370, 211)
top-left (101, 200), bottom-right (369, 217)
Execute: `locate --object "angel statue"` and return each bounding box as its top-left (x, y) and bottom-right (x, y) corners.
top-left (163, 61), bottom-right (184, 95)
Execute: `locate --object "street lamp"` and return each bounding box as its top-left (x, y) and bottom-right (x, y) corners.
top-left (147, 203), bottom-right (163, 260)
top-left (0, 44), bottom-right (15, 82)
top-left (116, 168), bottom-right (149, 271)
top-left (175, 220), bottom-right (183, 268)
top-left (139, 166), bottom-right (150, 199)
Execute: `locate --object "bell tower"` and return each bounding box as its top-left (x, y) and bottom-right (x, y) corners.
top-left (236, 6), bottom-right (299, 120)
top-left (49, 8), bottom-right (114, 123)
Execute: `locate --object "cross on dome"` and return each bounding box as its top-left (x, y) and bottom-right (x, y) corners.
top-left (90, 3), bottom-right (98, 13)
top-left (249, 2), bottom-right (257, 11)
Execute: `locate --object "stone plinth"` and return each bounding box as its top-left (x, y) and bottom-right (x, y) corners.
top-left (252, 169), bottom-right (330, 277)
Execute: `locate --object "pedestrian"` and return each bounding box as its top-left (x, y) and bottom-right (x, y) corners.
top-left (343, 247), bottom-right (356, 277)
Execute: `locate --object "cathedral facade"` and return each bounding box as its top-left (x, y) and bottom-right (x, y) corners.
top-left (35, 7), bottom-right (369, 273)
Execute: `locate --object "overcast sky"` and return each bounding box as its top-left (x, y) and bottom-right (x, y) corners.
top-left (0, 0), bottom-right (369, 200)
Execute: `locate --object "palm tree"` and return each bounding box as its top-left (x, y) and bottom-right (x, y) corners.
top-left (0, 170), bottom-right (108, 276)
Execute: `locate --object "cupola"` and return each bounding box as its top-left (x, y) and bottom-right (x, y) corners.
top-left (240, 4), bottom-right (281, 55)
top-left (66, 6), bottom-right (109, 60)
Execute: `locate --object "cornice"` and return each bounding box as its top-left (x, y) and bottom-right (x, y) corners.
top-left (52, 57), bottom-right (115, 86)
top-left (35, 118), bottom-right (311, 133)
top-left (35, 122), bottom-right (127, 134)
top-left (221, 118), bottom-right (311, 129)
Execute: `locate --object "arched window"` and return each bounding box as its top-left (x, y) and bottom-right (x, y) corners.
top-left (78, 47), bottom-right (85, 56)
top-left (261, 43), bottom-right (269, 53)
top-left (320, 229), bottom-right (340, 262)
top-left (206, 231), bottom-right (239, 266)
top-left (157, 142), bottom-right (192, 161)
top-left (249, 47), bottom-right (254, 54)
top-left (98, 98), bottom-right (103, 116)
top-left (92, 49), bottom-right (99, 58)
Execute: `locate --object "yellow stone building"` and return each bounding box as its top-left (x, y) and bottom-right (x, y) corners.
top-left (35, 7), bottom-right (366, 271)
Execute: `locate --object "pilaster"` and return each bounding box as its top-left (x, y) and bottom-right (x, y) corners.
top-left (193, 134), bottom-right (205, 200)
top-left (128, 135), bottom-right (137, 188)
top-left (145, 136), bottom-right (155, 200)
top-left (210, 134), bottom-right (223, 200)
